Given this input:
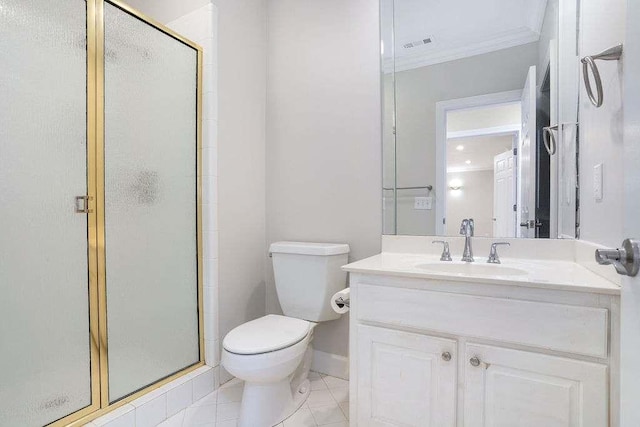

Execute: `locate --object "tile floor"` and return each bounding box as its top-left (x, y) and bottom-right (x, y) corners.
top-left (159, 372), bottom-right (349, 427)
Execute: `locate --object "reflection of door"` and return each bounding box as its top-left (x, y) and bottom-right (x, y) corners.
top-left (493, 150), bottom-right (516, 237)
top-left (518, 66), bottom-right (537, 238)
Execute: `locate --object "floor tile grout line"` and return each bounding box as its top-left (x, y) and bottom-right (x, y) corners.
top-left (180, 375), bottom-right (348, 427)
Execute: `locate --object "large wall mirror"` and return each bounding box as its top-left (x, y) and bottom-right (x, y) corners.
top-left (382, 0), bottom-right (580, 239)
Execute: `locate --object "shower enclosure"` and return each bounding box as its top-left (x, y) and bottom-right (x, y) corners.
top-left (0, 1), bottom-right (203, 426)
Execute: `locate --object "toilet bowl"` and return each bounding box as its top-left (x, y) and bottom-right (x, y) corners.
top-left (222, 315), bottom-right (316, 427)
top-left (221, 241), bottom-right (350, 427)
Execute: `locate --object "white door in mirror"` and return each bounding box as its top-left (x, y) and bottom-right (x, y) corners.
top-left (518, 65), bottom-right (537, 238)
top-left (493, 150), bottom-right (516, 237)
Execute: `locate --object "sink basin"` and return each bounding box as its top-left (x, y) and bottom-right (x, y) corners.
top-left (416, 262), bottom-right (528, 277)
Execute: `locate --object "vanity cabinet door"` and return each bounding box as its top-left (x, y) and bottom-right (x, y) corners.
top-left (357, 325), bottom-right (456, 426)
top-left (463, 344), bottom-right (607, 427)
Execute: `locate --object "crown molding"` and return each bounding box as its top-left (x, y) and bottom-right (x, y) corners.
top-left (447, 165), bottom-right (495, 173)
top-left (383, 27), bottom-right (540, 74)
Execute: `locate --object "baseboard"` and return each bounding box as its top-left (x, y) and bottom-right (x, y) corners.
top-left (311, 349), bottom-right (349, 380)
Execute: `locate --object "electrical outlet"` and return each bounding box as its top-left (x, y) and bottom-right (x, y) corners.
top-left (594, 163), bottom-right (603, 202)
top-left (414, 196), bottom-right (433, 210)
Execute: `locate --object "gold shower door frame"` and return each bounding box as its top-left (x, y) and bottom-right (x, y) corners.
top-left (49, 1), bottom-right (204, 426)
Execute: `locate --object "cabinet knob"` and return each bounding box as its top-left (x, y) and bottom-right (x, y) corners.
top-left (469, 356), bottom-right (481, 367)
top-left (441, 352), bottom-right (452, 362)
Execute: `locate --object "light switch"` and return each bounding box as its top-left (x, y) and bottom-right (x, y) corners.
top-left (414, 196), bottom-right (433, 210)
top-left (593, 163), bottom-right (603, 202)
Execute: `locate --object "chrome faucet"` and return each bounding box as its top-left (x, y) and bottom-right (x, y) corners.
top-left (487, 242), bottom-right (510, 264)
top-left (432, 240), bottom-right (452, 261)
top-left (460, 218), bottom-right (475, 262)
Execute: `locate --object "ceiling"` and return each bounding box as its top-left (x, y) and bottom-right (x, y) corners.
top-left (382, 0), bottom-right (548, 72)
top-left (447, 103), bottom-right (521, 133)
top-left (446, 103), bottom-right (520, 172)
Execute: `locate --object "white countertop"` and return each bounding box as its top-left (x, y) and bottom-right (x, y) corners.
top-left (343, 253), bottom-right (620, 295)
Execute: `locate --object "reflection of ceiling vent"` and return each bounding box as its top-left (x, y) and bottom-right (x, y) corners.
top-left (403, 37), bottom-right (433, 49)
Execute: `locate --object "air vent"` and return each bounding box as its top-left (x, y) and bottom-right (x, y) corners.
top-left (403, 37), bottom-right (433, 49)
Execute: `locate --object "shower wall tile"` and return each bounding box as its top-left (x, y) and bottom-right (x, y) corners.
top-left (134, 393), bottom-right (167, 427)
top-left (202, 146), bottom-right (218, 176)
top-left (204, 258), bottom-right (219, 289)
top-left (202, 175), bottom-right (217, 203)
top-left (88, 367), bottom-right (215, 427)
top-left (193, 368), bottom-right (216, 401)
top-left (202, 119), bottom-right (217, 148)
top-left (168, 3), bottom-right (219, 376)
top-left (201, 37), bottom-right (217, 66)
top-left (92, 404), bottom-right (135, 427)
top-left (204, 92), bottom-right (218, 124)
top-left (207, 203), bottom-right (219, 232)
top-left (205, 339), bottom-right (220, 367)
top-left (166, 380), bottom-right (193, 418)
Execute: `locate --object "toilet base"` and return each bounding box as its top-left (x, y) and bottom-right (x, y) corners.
top-left (238, 378), bottom-right (311, 427)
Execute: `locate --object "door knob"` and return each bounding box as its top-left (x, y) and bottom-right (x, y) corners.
top-left (469, 356), bottom-right (481, 367)
top-left (520, 220), bottom-right (542, 229)
top-left (441, 352), bottom-right (452, 362)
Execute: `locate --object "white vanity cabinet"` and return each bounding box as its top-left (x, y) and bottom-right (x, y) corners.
top-left (347, 272), bottom-right (620, 427)
top-left (357, 325), bottom-right (457, 426)
top-left (463, 344), bottom-right (608, 427)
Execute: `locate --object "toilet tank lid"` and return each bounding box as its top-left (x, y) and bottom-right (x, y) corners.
top-left (269, 241), bottom-right (350, 256)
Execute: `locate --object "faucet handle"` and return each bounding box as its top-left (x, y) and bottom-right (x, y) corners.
top-left (459, 218), bottom-right (475, 236)
top-left (432, 240), bottom-right (452, 261)
top-left (459, 219), bottom-right (469, 235)
top-left (487, 242), bottom-right (510, 264)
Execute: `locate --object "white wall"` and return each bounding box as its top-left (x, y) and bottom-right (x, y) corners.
top-left (537, 0), bottom-right (559, 85)
top-left (447, 103), bottom-right (521, 132)
top-left (124, 0), bottom-right (212, 23)
top-left (446, 170), bottom-right (495, 238)
top-left (578, 0), bottom-right (626, 247)
top-left (265, 0), bottom-right (382, 359)
top-left (210, 0), bottom-right (268, 383)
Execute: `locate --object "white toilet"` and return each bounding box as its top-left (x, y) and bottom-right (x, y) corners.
top-left (221, 241), bottom-right (350, 427)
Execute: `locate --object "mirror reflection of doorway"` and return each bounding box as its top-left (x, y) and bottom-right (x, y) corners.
top-left (444, 102), bottom-right (520, 238)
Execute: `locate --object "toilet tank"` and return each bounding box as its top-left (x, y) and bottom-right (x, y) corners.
top-left (269, 242), bottom-right (350, 322)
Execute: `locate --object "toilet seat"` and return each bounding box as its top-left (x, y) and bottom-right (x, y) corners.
top-left (223, 314), bottom-right (311, 355)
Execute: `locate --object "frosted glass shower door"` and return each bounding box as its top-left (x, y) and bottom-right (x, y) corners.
top-left (103, 2), bottom-right (201, 402)
top-left (0, 0), bottom-right (96, 426)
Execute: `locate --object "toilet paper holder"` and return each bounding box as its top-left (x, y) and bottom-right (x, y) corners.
top-left (335, 295), bottom-right (350, 309)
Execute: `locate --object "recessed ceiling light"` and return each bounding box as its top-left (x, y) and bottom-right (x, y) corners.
top-left (465, 160), bottom-right (472, 164)
top-left (456, 145), bottom-right (464, 151)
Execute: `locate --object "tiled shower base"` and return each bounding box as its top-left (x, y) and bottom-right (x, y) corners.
top-left (159, 371), bottom-right (349, 427)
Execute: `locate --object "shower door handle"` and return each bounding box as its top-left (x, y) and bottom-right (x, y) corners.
top-left (75, 195), bottom-right (93, 214)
